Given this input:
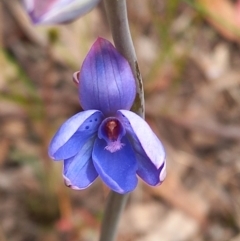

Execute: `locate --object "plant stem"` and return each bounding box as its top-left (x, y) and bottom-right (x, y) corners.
top-left (99, 192), bottom-right (129, 241)
top-left (104, 0), bottom-right (145, 118)
top-left (99, 1), bottom-right (145, 241)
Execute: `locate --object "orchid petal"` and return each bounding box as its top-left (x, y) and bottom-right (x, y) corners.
top-left (92, 137), bottom-right (138, 194)
top-left (63, 137), bottom-right (98, 189)
top-left (23, 0), bottom-right (100, 24)
top-left (49, 110), bottom-right (103, 160)
top-left (136, 151), bottom-right (166, 185)
top-left (23, 0), bottom-right (35, 12)
top-left (79, 38), bottom-right (136, 116)
top-left (117, 110), bottom-right (166, 170)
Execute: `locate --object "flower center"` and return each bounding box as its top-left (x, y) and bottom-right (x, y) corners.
top-left (105, 120), bottom-right (125, 153)
top-left (98, 118), bottom-right (126, 153)
top-left (106, 120), bottom-right (119, 141)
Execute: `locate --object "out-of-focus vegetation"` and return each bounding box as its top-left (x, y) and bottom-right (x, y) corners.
top-left (1, 0), bottom-right (240, 240)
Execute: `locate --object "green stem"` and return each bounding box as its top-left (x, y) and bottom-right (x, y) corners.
top-left (99, 1), bottom-right (145, 241)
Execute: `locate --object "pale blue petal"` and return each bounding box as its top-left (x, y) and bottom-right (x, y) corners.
top-left (23, 0), bottom-right (100, 24)
top-left (79, 38), bottom-right (136, 116)
top-left (92, 137), bottom-right (138, 194)
top-left (117, 110), bottom-right (166, 170)
top-left (136, 151), bottom-right (166, 185)
top-left (116, 110), bottom-right (166, 185)
top-left (49, 110), bottom-right (103, 160)
top-left (63, 137), bottom-right (98, 189)
top-left (23, 0), bottom-right (35, 12)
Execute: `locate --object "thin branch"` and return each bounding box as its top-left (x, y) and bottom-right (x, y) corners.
top-left (3, 0), bottom-right (46, 47)
top-left (99, 1), bottom-right (145, 241)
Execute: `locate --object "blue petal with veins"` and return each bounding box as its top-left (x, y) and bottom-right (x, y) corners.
top-left (79, 38), bottom-right (136, 116)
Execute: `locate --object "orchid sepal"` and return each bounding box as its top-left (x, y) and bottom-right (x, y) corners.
top-left (23, 0), bottom-right (100, 24)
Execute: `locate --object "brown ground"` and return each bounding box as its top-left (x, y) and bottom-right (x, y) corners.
top-left (1, 0), bottom-right (240, 241)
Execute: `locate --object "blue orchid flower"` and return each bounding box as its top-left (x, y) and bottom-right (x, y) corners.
top-left (23, 0), bottom-right (100, 24)
top-left (48, 37), bottom-right (166, 194)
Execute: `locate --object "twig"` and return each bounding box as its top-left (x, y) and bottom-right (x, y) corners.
top-left (2, 0), bottom-right (46, 47)
top-left (99, 1), bottom-right (145, 241)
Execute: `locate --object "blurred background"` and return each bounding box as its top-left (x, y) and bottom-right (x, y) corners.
top-left (1, 0), bottom-right (240, 240)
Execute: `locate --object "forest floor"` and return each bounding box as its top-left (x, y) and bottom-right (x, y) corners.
top-left (1, 0), bottom-right (240, 241)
